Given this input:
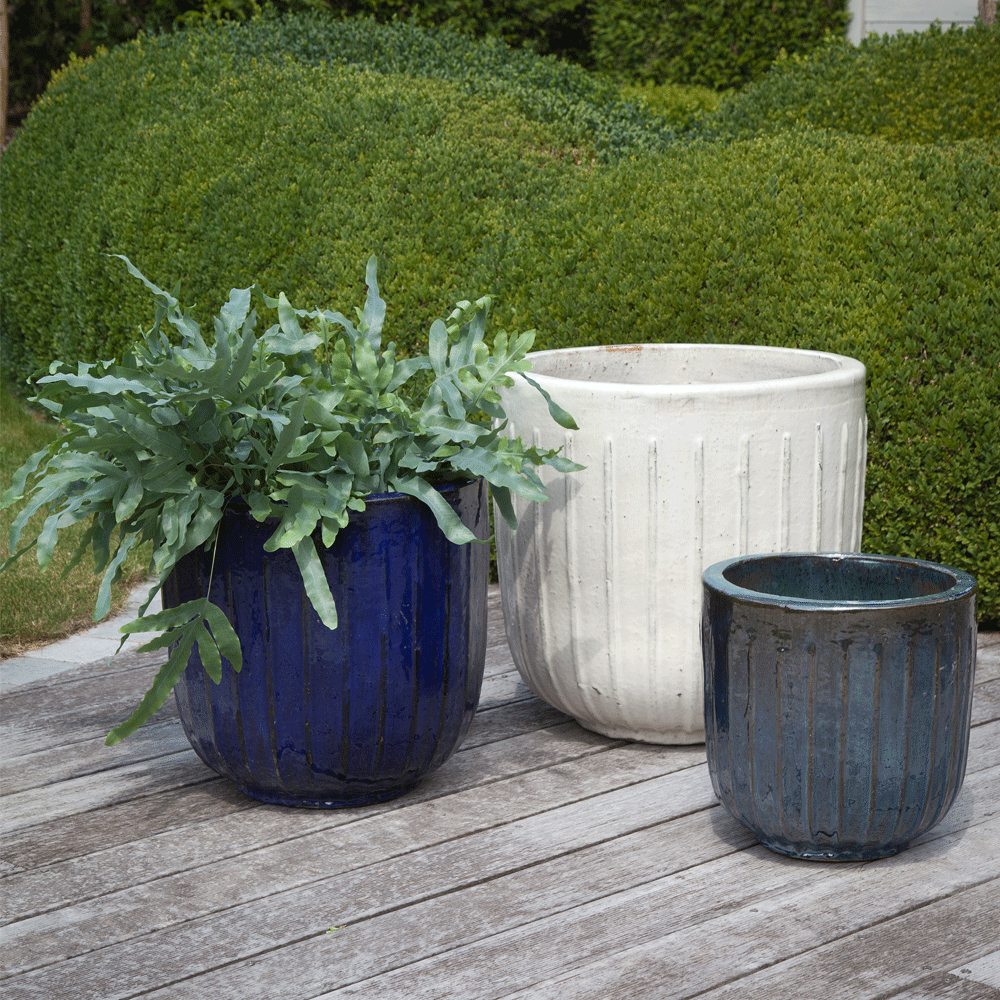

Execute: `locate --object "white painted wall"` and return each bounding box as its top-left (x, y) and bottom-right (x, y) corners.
top-left (847, 0), bottom-right (979, 44)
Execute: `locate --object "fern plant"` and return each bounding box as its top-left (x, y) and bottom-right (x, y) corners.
top-left (0, 255), bottom-right (581, 743)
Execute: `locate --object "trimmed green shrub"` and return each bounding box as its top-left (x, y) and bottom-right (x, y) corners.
top-left (147, 13), bottom-right (676, 158)
top-left (0, 43), bottom-right (591, 380)
top-left (589, 0), bottom-right (849, 91)
top-left (1, 15), bottom-right (674, 383)
top-left (395, 0), bottom-right (593, 64)
top-left (701, 22), bottom-right (1000, 143)
top-left (618, 80), bottom-right (724, 130)
top-left (2, 16), bottom-right (997, 624)
top-left (480, 131), bottom-right (1000, 624)
top-left (4, 0), bottom-right (329, 121)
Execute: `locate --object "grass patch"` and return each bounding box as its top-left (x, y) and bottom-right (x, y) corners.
top-left (1, 379), bottom-right (153, 656)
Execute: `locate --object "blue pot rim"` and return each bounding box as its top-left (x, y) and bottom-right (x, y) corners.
top-left (222, 476), bottom-right (479, 516)
top-left (703, 552), bottom-right (977, 612)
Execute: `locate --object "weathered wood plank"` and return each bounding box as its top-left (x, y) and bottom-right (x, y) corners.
top-left (886, 973), bottom-right (1000, 999)
top-left (685, 889), bottom-right (1000, 1000)
top-left (1, 731), bottom-right (701, 920)
top-left (114, 770), bottom-right (1000, 1000)
top-left (2, 762), bottom-right (721, 993)
top-left (475, 669), bottom-right (536, 713)
top-left (0, 651), bottom-right (178, 758)
top-left (0, 665), bottom-right (544, 797)
top-left (0, 708), bottom-right (624, 875)
top-left (1, 750), bottom-right (217, 833)
top-left (975, 633), bottom-right (1000, 686)
top-left (5, 765), bottom-right (995, 999)
top-left (0, 717), bottom-right (192, 797)
top-left (972, 678), bottom-right (1000, 727)
top-left (311, 823), bottom-right (999, 1000)
top-left (951, 951), bottom-right (1000, 990)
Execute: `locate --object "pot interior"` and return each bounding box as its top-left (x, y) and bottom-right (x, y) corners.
top-left (526, 344), bottom-right (843, 386)
top-left (722, 554), bottom-right (960, 604)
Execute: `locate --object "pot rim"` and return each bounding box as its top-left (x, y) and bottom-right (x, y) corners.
top-left (517, 343), bottom-right (865, 397)
top-left (703, 552), bottom-right (977, 612)
top-left (222, 475), bottom-right (479, 513)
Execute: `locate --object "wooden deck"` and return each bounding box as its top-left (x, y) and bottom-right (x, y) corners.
top-left (3, 587), bottom-right (999, 1000)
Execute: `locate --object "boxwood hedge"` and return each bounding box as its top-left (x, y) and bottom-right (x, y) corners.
top-left (0, 43), bottom-right (591, 380)
top-left (479, 130), bottom-right (999, 624)
top-left (1, 17), bottom-right (997, 623)
top-left (589, 0), bottom-right (849, 91)
top-left (700, 21), bottom-right (1000, 143)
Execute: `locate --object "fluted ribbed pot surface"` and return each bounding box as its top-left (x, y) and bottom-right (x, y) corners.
top-left (496, 344), bottom-right (867, 743)
top-left (167, 478), bottom-right (489, 807)
top-left (702, 552), bottom-right (977, 860)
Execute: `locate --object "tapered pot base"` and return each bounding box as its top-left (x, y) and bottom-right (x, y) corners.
top-left (231, 778), bottom-right (421, 810)
top-left (759, 838), bottom-right (903, 862)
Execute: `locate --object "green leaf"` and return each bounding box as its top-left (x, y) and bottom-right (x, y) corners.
top-left (428, 319), bottom-right (449, 375)
top-left (118, 597), bottom-right (209, 634)
top-left (116, 476), bottom-right (144, 523)
top-left (360, 254), bottom-right (386, 352)
top-left (95, 533), bottom-right (140, 621)
top-left (35, 511), bottom-right (61, 570)
top-left (291, 536), bottom-right (338, 630)
top-left (521, 374), bottom-right (579, 430)
top-left (202, 600), bottom-right (243, 672)
top-left (389, 475), bottom-right (479, 545)
top-left (334, 431), bottom-right (370, 478)
top-left (105, 628), bottom-right (197, 745)
top-left (265, 395), bottom-right (307, 477)
top-left (491, 484), bottom-right (518, 529)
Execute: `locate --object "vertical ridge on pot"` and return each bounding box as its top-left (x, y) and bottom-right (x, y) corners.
top-left (812, 422), bottom-right (824, 550)
top-left (779, 431), bottom-right (792, 551)
top-left (647, 434), bottom-right (661, 721)
top-left (852, 415), bottom-right (868, 551)
top-left (738, 433), bottom-right (750, 556)
top-left (836, 422), bottom-right (850, 550)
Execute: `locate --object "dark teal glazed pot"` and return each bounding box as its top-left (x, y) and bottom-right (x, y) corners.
top-left (702, 553), bottom-right (977, 861)
top-left (167, 478), bottom-right (489, 808)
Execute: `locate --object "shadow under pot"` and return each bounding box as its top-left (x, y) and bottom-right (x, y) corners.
top-left (702, 552), bottom-right (977, 861)
top-left (166, 478), bottom-right (490, 808)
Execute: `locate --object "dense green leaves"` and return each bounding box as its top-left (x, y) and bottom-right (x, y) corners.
top-left (0, 257), bottom-right (581, 742)
top-left (698, 22), bottom-right (1000, 143)
top-left (589, 0), bottom-right (849, 91)
top-left (486, 129), bottom-right (1000, 625)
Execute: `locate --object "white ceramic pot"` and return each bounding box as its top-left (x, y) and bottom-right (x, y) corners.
top-left (496, 344), bottom-right (868, 743)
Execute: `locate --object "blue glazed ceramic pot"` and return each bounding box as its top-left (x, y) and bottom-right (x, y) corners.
top-left (702, 553), bottom-right (977, 860)
top-left (167, 478), bottom-right (489, 807)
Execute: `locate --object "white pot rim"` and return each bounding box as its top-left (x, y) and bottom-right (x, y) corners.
top-left (518, 343), bottom-right (865, 397)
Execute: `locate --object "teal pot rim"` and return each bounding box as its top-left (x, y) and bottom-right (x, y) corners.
top-left (703, 552), bottom-right (977, 615)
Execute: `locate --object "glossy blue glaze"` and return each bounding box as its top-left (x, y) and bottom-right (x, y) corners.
top-left (167, 478), bottom-right (489, 807)
top-left (702, 553), bottom-right (977, 860)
